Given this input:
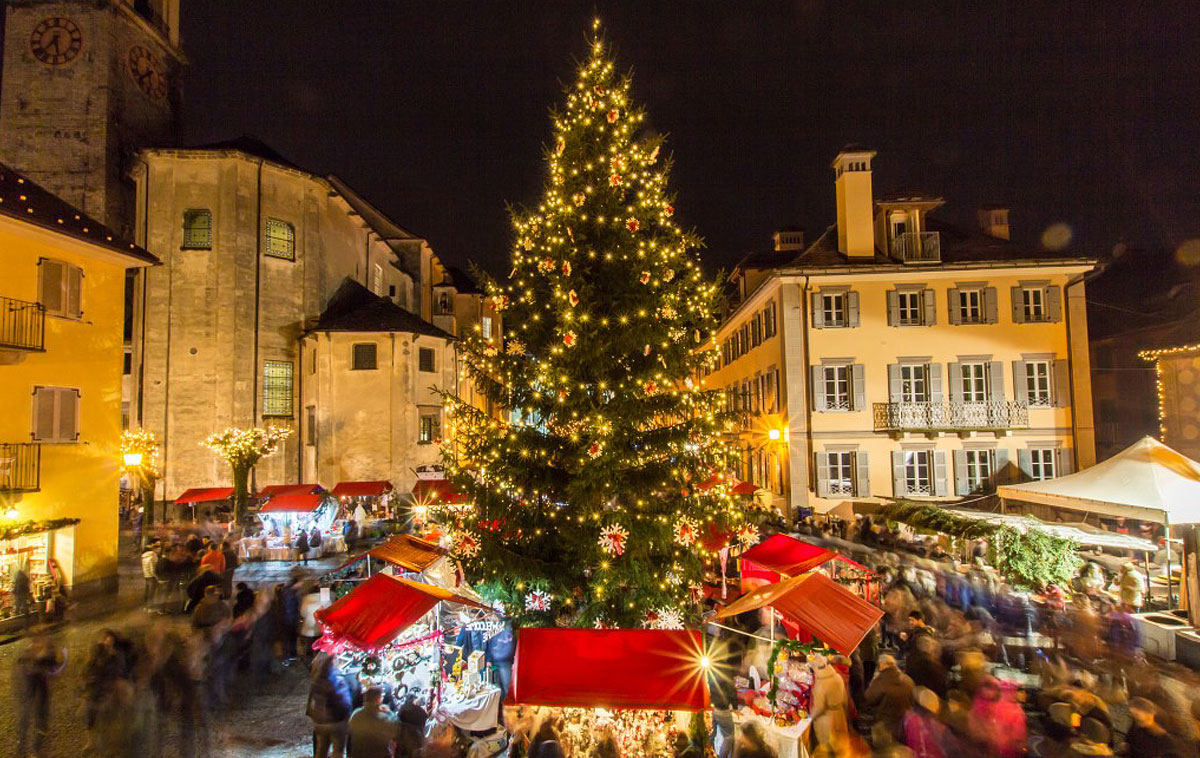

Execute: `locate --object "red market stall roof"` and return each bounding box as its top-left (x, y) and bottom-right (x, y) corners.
top-left (731, 481), bottom-right (761, 496)
top-left (260, 493), bottom-right (328, 514)
top-left (697, 473), bottom-right (733, 490)
top-left (411, 478), bottom-right (467, 504)
top-left (175, 487), bottom-right (234, 504)
top-left (339, 534), bottom-right (448, 573)
top-left (714, 572), bottom-right (884, 655)
top-left (696, 474), bottom-right (758, 495)
top-left (511, 629), bottom-right (709, 710)
top-left (258, 483), bottom-right (324, 498)
top-left (315, 573), bottom-right (489, 649)
top-left (740, 535), bottom-right (837, 577)
top-left (331, 480), bottom-right (393, 498)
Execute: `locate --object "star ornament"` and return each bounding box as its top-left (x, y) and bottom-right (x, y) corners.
top-left (587, 442), bottom-right (602, 458)
top-left (626, 217), bottom-right (640, 233)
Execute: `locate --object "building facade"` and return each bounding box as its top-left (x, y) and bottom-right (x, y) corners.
top-left (706, 149), bottom-right (1097, 518)
top-left (0, 165), bottom-right (157, 597)
top-left (1136, 310), bottom-right (1200, 463)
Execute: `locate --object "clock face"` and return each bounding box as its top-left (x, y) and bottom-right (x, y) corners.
top-left (127, 45), bottom-right (168, 100)
top-left (30, 17), bottom-right (83, 66)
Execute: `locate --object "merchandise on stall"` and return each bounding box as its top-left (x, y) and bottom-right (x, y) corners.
top-left (0, 518), bottom-right (77, 621)
top-left (330, 480), bottom-right (394, 520)
top-left (250, 490), bottom-right (345, 560)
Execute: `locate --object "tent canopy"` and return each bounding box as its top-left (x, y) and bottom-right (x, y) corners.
top-left (411, 478), bottom-right (467, 504)
top-left (715, 572), bottom-right (884, 655)
top-left (260, 493), bottom-right (328, 514)
top-left (259, 483), bottom-right (324, 498)
top-left (997, 437), bottom-right (1200, 524)
top-left (175, 487), bottom-right (233, 504)
top-left (511, 629), bottom-right (708, 710)
top-left (945, 509), bottom-right (1159, 551)
top-left (339, 534), bottom-right (448, 573)
top-left (315, 573), bottom-right (488, 649)
top-left (331, 481), bottom-right (393, 498)
top-left (740, 535), bottom-right (837, 577)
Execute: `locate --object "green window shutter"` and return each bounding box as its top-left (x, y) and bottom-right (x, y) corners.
top-left (811, 365), bottom-right (826, 410)
top-left (1056, 447), bottom-right (1075, 475)
top-left (988, 361), bottom-right (1006, 402)
top-left (1012, 361), bottom-right (1028, 404)
top-left (948, 362), bottom-right (962, 404)
top-left (892, 451), bottom-right (906, 497)
top-left (994, 448), bottom-right (1011, 486)
top-left (887, 364), bottom-right (902, 403)
top-left (65, 264), bottom-right (82, 319)
top-left (815, 453), bottom-right (830, 497)
top-left (947, 288), bottom-right (962, 325)
top-left (1017, 449), bottom-right (1034, 480)
top-left (811, 293), bottom-right (825, 328)
top-left (929, 363), bottom-right (944, 403)
top-left (32, 386), bottom-right (55, 441)
top-left (39, 259), bottom-right (65, 316)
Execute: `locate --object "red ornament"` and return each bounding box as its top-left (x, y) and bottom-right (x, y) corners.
top-left (664, 205), bottom-right (674, 217)
top-left (626, 217), bottom-right (640, 233)
top-left (563, 331), bottom-right (577, 348)
top-left (568, 289), bottom-right (579, 307)
top-left (562, 261), bottom-right (572, 277)
top-left (644, 380), bottom-right (658, 395)
top-left (610, 174), bottom-right (622, 187)
top-left (588, 442), bottom-right (602, 458)
top-left (607, 109), bottom-right (619, 123)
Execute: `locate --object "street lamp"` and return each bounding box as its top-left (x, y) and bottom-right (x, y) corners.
top-left (767, 429), bottom-right (781, 441)
top-left (123, 452), bottom-right (144, 468)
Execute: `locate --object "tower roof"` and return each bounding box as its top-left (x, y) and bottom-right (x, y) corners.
top-left (312, 279), bottom-right (454, 339)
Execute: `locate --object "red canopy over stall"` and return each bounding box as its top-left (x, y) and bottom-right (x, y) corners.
top-left (714, 572), bottom-right (883, 655)
top-left (511, 629), bottom-right (709, 710)
top-left (331, 481), bottom-right (393, 498)
top-left (259, 483), bottom-right (324, 498)
top-left (315, 573), bottom-right (489, 649)
top-left (411, 478), bottom-right (467, 504)
top-left (260, 493), bottom-right (327, 514)
top-left (175, 487), bottom-right (234, 503)
top-left (740, 535), bottom-right (837, 577)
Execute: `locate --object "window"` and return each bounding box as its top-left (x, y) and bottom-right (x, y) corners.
top-left (305, 406), bottom-right (316, 446)
top-left (481, 316), bottom-right (494, 340)
top-left (963, 449), bottom-right (994, 493)
top-left (1024, 360), bottom-right (1052, 405)
top-left (958, 289), bottom-right (983, 323)
top-left (764, 369), bottom-right (777, 413)
top-left (372, 263), bottom-right (384, 295)
top-left (419, 412), bottom-right (441, 444)
top-left (123, 352), bottom-right (132, 375)
top-left (264, 219), bottom-right (295, 260)
top-left (763, 302), bottom-right (777, 338)
top-left (751, 314), bottom-right (762, 347)
top-left (434, 290), bottom-right (453, 316)
top-left (821, 293), bottom-right (846, 327)
top-left (897, 292), bottom-right (922, 325)
top-left (352, 343), bottom-right (377, 370)
top-left (1022, 287), bottom-right (1045, 321)
top-left (904, 450), bottom-right (932, 496)
top-left (311, 349), bottom-right (318, 374)
top-left (899, 364), bottom-right (928, 403)
top-left (39, 258), bottom-right (82, 319)
top-left (182, 209), bottom-right (212, 249)
top-left (418, 347), bottom-right (436, 373)
top-left (822, 365), bottom-right (850, 410)
top-left (1029, 448), bottom-right (1056, 480)
top-left (262, 361), bottom-right (293, 417)
top-left (960, 362), bottom-right (988, 403)
top-left (31, 386), bottom-right (80, 443)
top-left (826, 451), bottom-right (855, 496)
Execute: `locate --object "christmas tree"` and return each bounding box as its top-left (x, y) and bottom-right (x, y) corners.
top-left (440, 24), bottom-right (753, 629)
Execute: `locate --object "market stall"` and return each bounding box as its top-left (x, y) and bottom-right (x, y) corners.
top-left (249, 492), bottom-right (346, 560)
top-left (174, 487), bottom-right (234, 522)
top-left (0, 518), bottom-right (77, 627)
top-left (331, 480), bottom-right (394, 520)
top-left (324, 534), bottom-right (454, 596)
top-left (740, 534), bottom-right (878, 603)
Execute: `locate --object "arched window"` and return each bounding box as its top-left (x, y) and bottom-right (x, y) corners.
top-left (264, 218), bottom-right (295, 260)
top-left (182, 209), bottom-right (212, 249)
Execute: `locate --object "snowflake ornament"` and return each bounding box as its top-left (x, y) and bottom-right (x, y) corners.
top-left (663, 269), bottom-right (675, 282)
top-left (452, 530), bottom-right (481, 559)
top-left (736, 524), bottom-right (761, 549)
top-left (658, 304), bottom-right (676, 320)
top-left (598, 524), bottom-right (629, 556)
top-left (537, 257), bottom-right (555, 274)
top-left (483, 343), bottom-right (499, 357)
top-left (522, 237), bottom-right (535, 251)
top-left (644, 380), bottom-right (658, 396)
top-left (645, 606), bottom-right (685, 630)
top-left (626, 217), bottom-right (640, 233)
top-left (639, 271), bottom-right (651, 285)
top-left (673, 517), bottom-right (700, 547)
top-left (525, 590), bottom-right (552, 613)
top-left (573, 192), bottom-right (586, 207)
top-left (506, 338), bottom-right (526, 355)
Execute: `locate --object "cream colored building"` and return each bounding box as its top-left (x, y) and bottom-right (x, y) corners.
top-left (707, 149), bottom-right (1097, 518)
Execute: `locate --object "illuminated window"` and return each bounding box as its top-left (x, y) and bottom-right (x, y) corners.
top-left (262, 360), bottom-right (293, 417)
top-left (419, 413), bottom-right (441, 444)
top-left (964, 449), bottom-right (994, 492)
top-left (481, 316), bottom-right (493, 340)
top-left (264, 219), bottom-right (295, 260)
top-left (899, 364), bottom-right (928, 403)
top-left (182, 209), bottom-right (212, 249)
top-left (821, 293), bottom-right (846, 327)
top-left (822, 365), bottom-right (850, 410)
top-left (903, 450), bottom-right (933, 495)
top-left (826, 451), bottom-right (855, 496)
top-left (960, 362), bottom-right (988, 403)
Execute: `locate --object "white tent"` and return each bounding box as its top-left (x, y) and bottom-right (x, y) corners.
top-left (997, 436), bottom-right (1200, 525)
top-left (945, 509), bottom-right (1160, 551)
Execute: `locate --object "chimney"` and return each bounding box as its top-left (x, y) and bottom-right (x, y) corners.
top-left (978, 206), bottom-right (1010, 240)
top-left (832, 147), bottom-right (877, 258)
top-left (773, 228), bottom-right (805, 251)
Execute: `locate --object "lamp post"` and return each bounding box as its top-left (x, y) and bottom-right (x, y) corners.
top-left (119, 430), bottom-right (160, 547)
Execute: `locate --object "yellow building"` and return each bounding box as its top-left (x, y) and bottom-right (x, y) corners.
top-left (1138, 311), bottom-right (1200, 463)
top-left (0, 164), bottom-right (158, 604)
top-left (706, 149), bottom-right (1097, 519)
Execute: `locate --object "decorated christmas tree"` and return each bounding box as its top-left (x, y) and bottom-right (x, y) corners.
top-left (439, 24), bottom-right (753, 629)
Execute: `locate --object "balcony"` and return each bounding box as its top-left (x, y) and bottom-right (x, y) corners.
top-left (890, 232), bottom-right (941, 263)
top-left (0, 297), bottom-right (46, 352)
top-left (873, 400), bottom-right (1028, 434)
top-left (0, 443), bottom-right (41, 492)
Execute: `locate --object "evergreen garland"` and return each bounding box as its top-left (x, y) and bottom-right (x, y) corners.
top-left (0, 518), bottom-right (81, 542)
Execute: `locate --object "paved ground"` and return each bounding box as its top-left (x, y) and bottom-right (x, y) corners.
top-left (0, 531), bottom-right (350, 758)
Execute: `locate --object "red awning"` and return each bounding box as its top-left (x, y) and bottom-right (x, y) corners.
top-left (258, 483), bottom-right (323, 498)
top-left (731, 481), bottom-right (761, 496)
top-left (331, 480), bottom-right (393, 498)
top-left (714, 572), bottom-right (884, 655)
top-left (697, 473), bottom-right (732, 491)
top-left (175, 487), bottom-right (234, 504)
top-left (511, 629), bottom-right (709, 710)
top-left (259, 493), bottom-right (327, 514)
top-left (740, 535), bottom-right (837, 577)
top-left (411, 478), bottom-right (467, 504)
top-left (315, 573), bottom-right (489, 650)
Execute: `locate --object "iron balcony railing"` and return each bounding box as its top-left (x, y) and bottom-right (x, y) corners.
top-left (890, 231), bottom-right (941, 263)
top-left (0, 443), bottom-right (41, 492)
top-left (873, 400), bottom-right (1029, 432)
top-left (0, 297), bottom-right (46, 352)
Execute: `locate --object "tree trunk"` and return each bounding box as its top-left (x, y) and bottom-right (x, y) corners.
top-left (233, 464), bottom-right (251, 524)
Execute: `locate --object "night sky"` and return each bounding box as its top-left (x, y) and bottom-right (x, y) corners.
top-left (181, 1), bottom-right (1200, 277)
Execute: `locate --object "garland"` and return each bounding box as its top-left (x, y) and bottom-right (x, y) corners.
top-left (765, 638), bottom-right (832, 709)
top-left (0, 518), bottom-right (81, 543)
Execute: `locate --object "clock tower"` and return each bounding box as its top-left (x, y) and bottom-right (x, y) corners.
top-left (0, 0), bottom-right (183, 236)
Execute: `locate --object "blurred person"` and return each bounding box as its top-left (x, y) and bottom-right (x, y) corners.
top-left (307, 652), bottom-right (353, 758)
top-left (529, 713), bottom-right (566, 758)
top-left (941, 690), bottom-right (972, 745)
top-left (902, 688), bottom-right (948, 758)
top-left (968, 678), bottom-right (1026, 758)
top-left (232, 581), bottom-right (256, 618)
top-left (191, 584), bottom-right (231, 635)
top-left (278, 580), bottom-right (302, 664)
top-left (866, 654), bottom-right (915, 739)
top-left (1106, 603), bottom-right (1141, 661)
top-left (734, 721), bottom-right (777, 758)
top-left (199, 542), bottom-right (225, 575)
top-left (14, 627), bottom-right (66, 758)
top-left (905, 635), bottom-right (947, 700)
top-left (1123, 697), bottom-right (1176, 758)
top-left (1064, 595), bottom-right (1103, 663)
top-left (141, 540), bottom-right (161, 609)
top-left (295, 527), bottom-right (310, 565)
top-left (82, 629), bottom-right (130, 743)
top-left (1118, 563), bottom-right (1146, 612)
top-left (810, 653), bottom-right (849, 753)
top-left (299, 583), bottom-right (326, 664)
top-left (184, 565), bottom-right (221, 613)
top-left (219, 539), bottom-right (238, 596)
top-left (348, 685), bottom-right (398, 758)
top-left (1065, 718), bottom-right (1114, 758)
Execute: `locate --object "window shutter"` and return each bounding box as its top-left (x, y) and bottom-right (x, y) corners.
top-left (887, 290), bottom-right (899, 326)
top-left (988, 361), bottom-right (1005, 402)
top-left (954, 450), bottom-right (969, 496)
top-left (39, 259), bottom-right (65, 316)
top-left (1057, 447), bottom-right (1075, 475)
top-left (922, 289), bottom-right (937, 326)
top-left (811, 294), bottom-right (825, 328)
top-left (934, 451), bottom-right (949, 496)
top-left (855, 452), bottom-right (870, 497)
top-left (65, 264), bottom-right (83, 318)
top-left (1053, 358), bottom-right (1071, 407)
top-left (32, 387), bottom-right (55, 441)
top-left (847, 291), bottom-right (860, 327)
top-left (815, 453), bottom-right (830, 497)
top-left (1011, 286), bottom-right (1025, 323)
top-left (1012, 361), bottom-right (1028, 404)
top-left (852, 364), bottom-right (866, 411)
top-left (1046, 286), bottom-right (1063, 322)
top-left (892, 451), bottom-right (906, 497)
top-left (994, 448), bottom-right (1011, 486)
top-left (929, 363), bottom-right (944, 403)
top-left (1017, 449), bottom-right (1033, 481)
top-left (948, 362), bottom-right (962, 403)
top-left (947, 288), bottom-right (961, 325)
top-left (888, 364), bottom-right (902, 403)
top-left (984, 287), bottom-right (999, 324)
top-left (58, 388), bottom-right (79, 441)
top-left (811, 366), bottom-right (826, 410)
